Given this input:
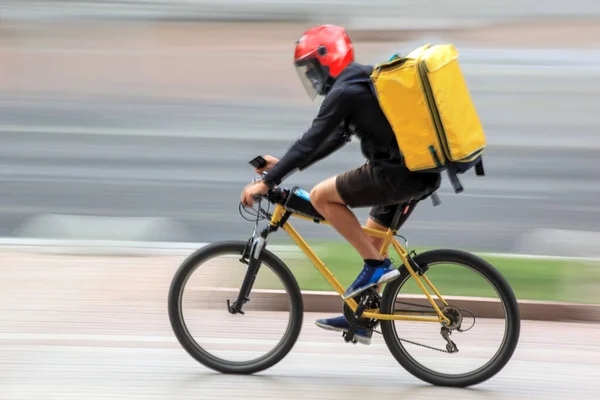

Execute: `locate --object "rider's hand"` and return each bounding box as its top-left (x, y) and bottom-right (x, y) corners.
top-left (254, 155), bottom-right (279, 174)
top-left (241, 181), bottom-right (269, 207)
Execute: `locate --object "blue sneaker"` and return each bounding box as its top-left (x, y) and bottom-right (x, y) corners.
top-left (342, 258), bottom-right (400, 300)
top-left (315, 316), bottom-right (373, 345)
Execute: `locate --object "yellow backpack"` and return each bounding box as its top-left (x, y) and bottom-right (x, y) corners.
top-left (370, 43), bottom-right (486, 195)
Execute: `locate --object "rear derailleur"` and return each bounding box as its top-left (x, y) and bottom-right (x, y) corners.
top-left (440, 327), bottom-right (458, 353)
top-left (439, 305), bottom-right (464, 353)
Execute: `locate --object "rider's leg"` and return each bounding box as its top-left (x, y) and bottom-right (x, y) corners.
top-left (367, 203), bottom-right (417, 291)
top-left (310, 175), bottom-right (401, 300)
top-left (313, 214), bottom-right (398, 345)
top-left (310, 176), bottom-right (388, 262)
top-left (365, 217), bottom-right (392, 292)
top-left (313, 165), bottom-right (441, 344)
top-left (366, 217), bottom-right (390, 257)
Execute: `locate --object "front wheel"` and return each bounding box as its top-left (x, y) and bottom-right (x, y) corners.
top-left (168, 241), bottom-right (304, 374)
top-left (380, 249), bottom-right (521, 387)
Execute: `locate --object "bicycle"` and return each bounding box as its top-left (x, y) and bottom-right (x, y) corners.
top-left (168, 166), bottom-right (521, 388)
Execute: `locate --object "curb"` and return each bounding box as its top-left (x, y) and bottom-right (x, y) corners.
top-left (14, 214), bottom-right (193, 244)
top-left (513, 228), bottom-right (600, 258)
top-left (0, 238), bottom-right (212, 256)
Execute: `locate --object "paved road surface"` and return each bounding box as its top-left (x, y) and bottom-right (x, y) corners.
top-left (0, 125), bottom-right (599, 253)
top-left (1, 41), bottom-right (600, 252)
top-left (0, 250), bottom-right (598, 399)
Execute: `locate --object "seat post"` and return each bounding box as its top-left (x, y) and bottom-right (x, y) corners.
top-left (389, 207), bottom-right (404, 235)
top-left (389, 201), bottom-right (418, 234)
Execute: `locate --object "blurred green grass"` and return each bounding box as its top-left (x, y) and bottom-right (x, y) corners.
top-left (270, 241), bottom-right (600, 304)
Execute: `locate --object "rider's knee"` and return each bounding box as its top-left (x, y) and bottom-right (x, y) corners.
top-left (310, 176), bottom-right (346, 209)
top-left (309, 179), bottom-right (333, 207)
top-left (309, 185), bottom-right (325, 207)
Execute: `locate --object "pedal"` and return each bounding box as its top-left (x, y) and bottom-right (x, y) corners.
top-left (343, 330), bottom-right (357, 344)
top-left (354, 291), bottom-right (372, 319)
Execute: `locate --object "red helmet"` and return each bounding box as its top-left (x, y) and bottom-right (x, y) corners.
top-left (294, 25), bottom-right (355, 100)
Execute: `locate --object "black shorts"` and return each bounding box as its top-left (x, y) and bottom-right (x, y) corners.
top-left (335, 163), bottom-right (441, 230)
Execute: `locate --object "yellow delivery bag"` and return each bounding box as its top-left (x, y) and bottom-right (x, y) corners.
top-left (370, 43), bottom-right (486, 193)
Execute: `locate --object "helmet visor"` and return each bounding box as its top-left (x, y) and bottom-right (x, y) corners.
top-left (295, 63), bottom-right (320, 101)
top-left (295, 55), bottom-right (331, 101)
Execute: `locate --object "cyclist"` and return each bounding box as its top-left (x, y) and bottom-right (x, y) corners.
top-left (240, 24), bottom-right (441, 345)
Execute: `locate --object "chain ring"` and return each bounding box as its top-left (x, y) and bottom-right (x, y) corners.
top-left (343, 290), bottom-right (381, 330)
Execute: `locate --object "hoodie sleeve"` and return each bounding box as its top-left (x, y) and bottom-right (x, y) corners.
top-left (296, 121), bottom-right (352, 171)
top-left (263, 85), bottom-right (352, 186)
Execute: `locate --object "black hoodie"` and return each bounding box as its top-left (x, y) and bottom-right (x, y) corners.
top-left (263, 61), bottom-right (413, 187)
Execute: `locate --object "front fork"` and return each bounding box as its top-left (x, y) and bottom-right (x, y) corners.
top-left (227, 227), bottom-right (270, 315)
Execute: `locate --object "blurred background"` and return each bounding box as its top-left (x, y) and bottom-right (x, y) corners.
top-left (2, 0), bottom-right (600, 296)
top-left (1, 0), bottom-right (600, 251)
top-left (1, 2), bottom-right (600, 399)
top-left (0, 0), bottom-right (599, 291)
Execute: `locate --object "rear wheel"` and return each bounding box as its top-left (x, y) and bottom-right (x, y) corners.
top-left (380, 249), bottom-right (521, 387)
top-left (168, 241), bottom-right (304, 374)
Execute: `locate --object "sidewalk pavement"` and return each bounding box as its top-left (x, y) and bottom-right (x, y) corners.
top-left (1, 247), bottom-right (598, 322)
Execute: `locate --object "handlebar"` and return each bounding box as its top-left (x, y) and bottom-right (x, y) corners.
top-left (245, 160), bottom-right (290, 205)
top-left (255, 183), bottom-right (289, 205)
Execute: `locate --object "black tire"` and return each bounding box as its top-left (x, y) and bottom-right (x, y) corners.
top-left (380, 249), bottom-right (521, 387)
top-left (168, 240), bottom-right (304, 374)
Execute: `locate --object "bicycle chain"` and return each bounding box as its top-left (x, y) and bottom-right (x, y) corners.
top-left (373, 329), bottom-right (455, 354)
top-left (381, 255), bottom-right (457, 353)
top-left (371, 300), bottom-right (462, 354)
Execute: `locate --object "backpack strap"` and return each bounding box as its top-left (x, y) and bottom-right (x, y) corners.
top-left (447, 157), bottom-right (485, 194)
top-left (475, 158), bottom-right (485, 176)
top-left (430, 191), bottom-right (441, 206)
top-left (447, 165), bottom-right (464, 194)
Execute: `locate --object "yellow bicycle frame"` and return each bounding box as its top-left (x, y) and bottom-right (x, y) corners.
top-left (268, 204), bottom-right (451, 325)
